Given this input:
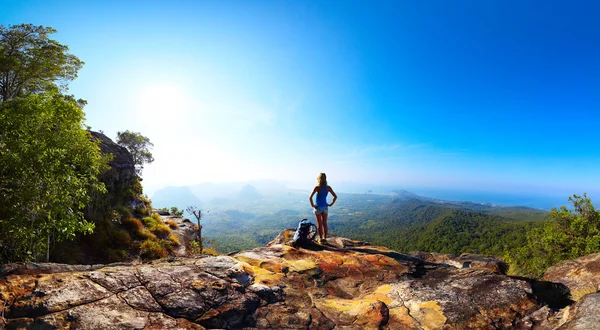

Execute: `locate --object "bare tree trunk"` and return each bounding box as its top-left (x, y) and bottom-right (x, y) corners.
top-left (198, 224), bottom-right (203, 254)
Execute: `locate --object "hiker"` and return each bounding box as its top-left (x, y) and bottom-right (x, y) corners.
top-left (309, 172), bottom-right (337, 244)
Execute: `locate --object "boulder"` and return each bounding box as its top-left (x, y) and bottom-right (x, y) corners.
top-left (544, 253), bottom-right (600, 300)
top-left (410, 251), bottom-right (509, 274)
top-left (159, 215), bottom-right (199, 256)
top-left (558, 292), bottom-right (600, 329)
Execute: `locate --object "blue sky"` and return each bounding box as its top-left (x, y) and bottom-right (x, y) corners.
top-left (2, 0), bottom-right (599, 200)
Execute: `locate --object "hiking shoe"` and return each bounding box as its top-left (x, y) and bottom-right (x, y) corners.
top-left (321, 238), bottom-right (327, 245)
top-left (317, 238), bottom-right (323, 245)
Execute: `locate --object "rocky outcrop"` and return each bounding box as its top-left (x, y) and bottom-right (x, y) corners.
top-left (159, 214), bottom-right (199, 256)
top-left (90, 131), bottom-right (136, 186)
top-left (0, 234), bottom-right (562, 329)
top-left (544, 253), bottom-right (600, 300)
top-left (87, 131), bottom-right (138, 212)
top-left (410, 251), bottom-right (509, 274)
top-left (558, 292), bottom-right (600, 329)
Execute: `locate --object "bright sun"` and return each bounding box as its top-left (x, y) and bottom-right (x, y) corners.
top-left (135, 82), bottom-right (191, 121)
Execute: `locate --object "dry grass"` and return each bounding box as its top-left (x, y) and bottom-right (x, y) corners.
top-left (140, 239), bottom-right (168, 259)
top-left (165, 219), bottom-right (179, 229)
top-left (122, 217), bottom-right (144, 231)
top-left (161, 235), bottom-right (180, 252)
top-left (571, 286), bottom-right (598, 301)
top-left (202, 248), bottom-right (219, 256)
top-left (151, 223), bottom-right (171, 239)
top-left (167, 234), bottom-right (180, 245)
top-left (135, 228), bottom-right (157, 240)
top-left (282, 229), bottom-right (294, 241)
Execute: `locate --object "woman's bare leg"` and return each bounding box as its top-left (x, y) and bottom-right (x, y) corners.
top-left (322, 213), bottom-right (328, 239)
top-left (315, 213), bottom-right (324, 240)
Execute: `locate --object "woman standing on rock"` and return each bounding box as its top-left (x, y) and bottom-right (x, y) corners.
top-left (309, 173), bottom-right (337, 244)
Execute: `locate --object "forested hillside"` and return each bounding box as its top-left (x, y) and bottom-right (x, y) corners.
top-left (201, 194), bottom-right (547, 257)
top-left (329, 198), bottom-right (542, 256)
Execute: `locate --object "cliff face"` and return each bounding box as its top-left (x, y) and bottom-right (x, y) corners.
top-left (89, 131), bottom-right (137, 206)
top-left (0, 232), bottom-right (595, 329)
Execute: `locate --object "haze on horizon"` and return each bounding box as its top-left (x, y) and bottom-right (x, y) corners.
top-left (3, 0), bottom-right (599, 202)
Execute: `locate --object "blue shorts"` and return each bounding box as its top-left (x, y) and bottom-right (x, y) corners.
top-left (313, 206), bottom-right (328, 215)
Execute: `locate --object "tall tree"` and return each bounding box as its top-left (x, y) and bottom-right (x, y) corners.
top-left (0, 24), bottom-right (83, 102)
top-left (116, 130), bottom-right (154, 176)
top-left (0, 93), bottom-right (107, 262)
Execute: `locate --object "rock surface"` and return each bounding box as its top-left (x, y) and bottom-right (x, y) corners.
top-left (544, 253), bottom-right (600, 300)
top-left (410, 251), bottom-right (509, 274)
top-left (159, 215), bottom-right (199, 256)
top-left (0, 234), bottom-right (569, 329)
top-left (90, 130), bottom-right (136, 187)
top-left (558, 292), bottom-right (600, 330)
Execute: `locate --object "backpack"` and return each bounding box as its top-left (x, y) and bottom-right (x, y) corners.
top-left (292, 219), bottom-right (317, 246)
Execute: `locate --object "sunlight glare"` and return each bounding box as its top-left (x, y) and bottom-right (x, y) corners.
top-left (134, 82), bottom-right (192, 125)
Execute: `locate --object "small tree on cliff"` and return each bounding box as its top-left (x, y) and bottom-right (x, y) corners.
top-left (0, 24), bottom-right (83, 102)
top-left (186, 206), bottom-right (203, 253)
top-left (506, 193), bottom-right (600, 278)
top-left (116, 130), bottom-right (154, 176)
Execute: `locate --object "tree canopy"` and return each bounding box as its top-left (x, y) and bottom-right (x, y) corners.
top-left (506, 194), bottom-right (600, 278)
top-left (0, 24), bottom-right (83, 102)
top-left (116, 130), bottom-right (154, 176)
top-left (0, 93), bottom-right (107, 262)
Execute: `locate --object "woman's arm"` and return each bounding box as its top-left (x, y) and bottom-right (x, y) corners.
top-left (328, 186), bottom-right (337, 206)
top-left (309, 187), bottom-right (317, 208)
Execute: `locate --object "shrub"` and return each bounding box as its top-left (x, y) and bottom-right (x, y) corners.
top-left (189, 240), bottom-right (203, 254)
top-left (167, 234), bottom-right (180, 245)
top-left (113, 230), bottom-right (132, 248)
top-left (151, 223), bottom-right (171, 239)
top-left (140, 194), bottom-right (152, 208)
top-left (142, 215), bottom-right (160, 228)
top-left (122, 217), bottom-right (144, 231)
top-left (161, 235), bottom-right (180, 252)
top-left (134, 195), bottom-right (153, 217)
top-left (202, 248), bottom-right (219, 256)
top-left (170, 206), bottom-right (184, 218)
top-left (140, 239), bottom-right (168, 260)
top-left (106, 248), bottom-right (128, 262)
top-left (134, 228), bottom-right (157, 240)
top-left (117, 207), bottom-right (134, 220)
top-left (165, 219), bottom-right (179, 229)
top-left (151, 212), bottom-right (162, 222)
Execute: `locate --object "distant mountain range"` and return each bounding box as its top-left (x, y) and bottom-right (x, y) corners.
top-left (151, 180), bottom-right (565, 212)
top-left (149, 181), bottom-right (550, 254)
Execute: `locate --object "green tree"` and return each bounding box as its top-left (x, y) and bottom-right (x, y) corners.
top-left (506, 194), bottom-right (600, 278)
top-left (0, 24), bottom-right (83, 102)
top-left (0, 93), bottom-right (107, 262)
top-left (116, 130), bottom-right (154, 176)
top-left (170, 206), bottom-right (184, 218)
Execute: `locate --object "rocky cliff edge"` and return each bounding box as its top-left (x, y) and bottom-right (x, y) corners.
top-left (0, 231), bottom-right (595, 329)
